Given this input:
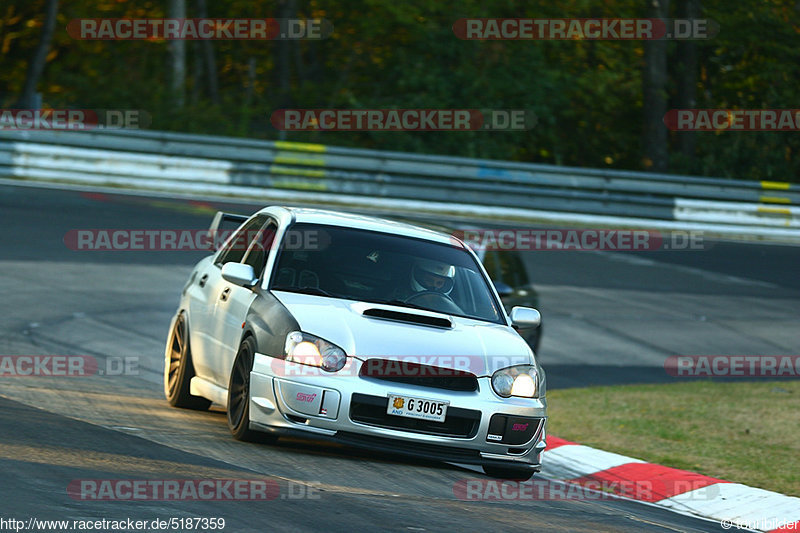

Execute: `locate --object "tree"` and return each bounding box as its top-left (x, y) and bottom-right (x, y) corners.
top-left (16, 0), bottom-right (58, 108)
top-left (675, 0), bottom-right (700, 161)
top-left (195, 0), bottom-right (219, 105)
top-left (168, 0), bottom-right (186, 108)
top-left (3, 0), bottom-right (797, 181)
top-left (642, 0), bottom-right (671, 172)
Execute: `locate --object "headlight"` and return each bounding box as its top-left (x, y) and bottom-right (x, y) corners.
top-left (284, 331), bottom-right (347, 372)
top-left (491, 365), bottom-right (539, 398)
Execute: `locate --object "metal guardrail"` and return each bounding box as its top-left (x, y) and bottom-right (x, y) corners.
top-left (0, 128), bottom-right (798, 230)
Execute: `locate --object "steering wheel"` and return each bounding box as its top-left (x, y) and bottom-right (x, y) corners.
top-left (404, 291), bottom-right (462, 314)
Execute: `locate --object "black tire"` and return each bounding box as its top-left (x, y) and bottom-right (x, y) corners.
top-left (482, 465), bottom-right (536, 481)
top-left (165, 313), bottom-right (212, 410)
top-left (227, 336), bottom-right (272, 442)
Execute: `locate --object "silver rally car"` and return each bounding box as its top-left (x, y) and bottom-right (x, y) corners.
top-left (164, 206), bottom-right (547, 479)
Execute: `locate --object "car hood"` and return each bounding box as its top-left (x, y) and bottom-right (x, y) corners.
top-left (272, 291), bottom-right (534, 376)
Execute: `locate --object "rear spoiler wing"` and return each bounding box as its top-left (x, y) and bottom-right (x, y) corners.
top-left (207, 211), bottom-right (249, 251)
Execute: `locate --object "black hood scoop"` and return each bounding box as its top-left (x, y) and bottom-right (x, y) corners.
top-left (362, 307), bottom-right (453, 329)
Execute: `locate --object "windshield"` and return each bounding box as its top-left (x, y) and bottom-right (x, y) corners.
top-left (269, 223), bottom-right (504, 324)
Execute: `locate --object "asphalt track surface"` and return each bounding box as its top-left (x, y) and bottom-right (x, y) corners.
top-left (1, 182), bottom-right (798, 532)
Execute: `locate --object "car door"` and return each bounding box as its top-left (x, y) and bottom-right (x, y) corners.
top-left (208, 218), bottom-right (278, 387)
top-left (188, 215), bottom-right (268, 382)
top-left (183, 256), bottom-right (218, 380)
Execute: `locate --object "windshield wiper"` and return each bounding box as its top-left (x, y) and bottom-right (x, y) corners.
top-left (272, 286), bottom-right (334, 297)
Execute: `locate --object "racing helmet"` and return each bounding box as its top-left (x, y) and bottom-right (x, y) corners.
top-left (412, 258), bottom-right (456, 294)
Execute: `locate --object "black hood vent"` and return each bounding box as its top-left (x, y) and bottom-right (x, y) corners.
top-left (362, 308), bottom-right (452, 329)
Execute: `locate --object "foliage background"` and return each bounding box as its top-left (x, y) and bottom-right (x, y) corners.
top-left (1, 0), bottom-right (798, 181)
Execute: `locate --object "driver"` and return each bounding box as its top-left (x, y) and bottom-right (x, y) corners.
top-left (411, 258), bottom-right (456, 294)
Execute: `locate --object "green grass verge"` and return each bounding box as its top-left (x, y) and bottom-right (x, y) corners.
top-left (546, 380), bottom-right (800, 497)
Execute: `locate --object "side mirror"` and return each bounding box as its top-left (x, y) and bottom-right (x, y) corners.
top-left (221, 262), bottom-right (257, 287)
top-left (510, 306), bottom-right (541, 329)
top-left (493, 280), bottom-right (513, 298)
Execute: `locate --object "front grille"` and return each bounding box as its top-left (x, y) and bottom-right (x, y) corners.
top-left (350, 393), bottom-right (481, 438)
top-left (336, 431), bottom-right (481, 463)
top-left (359, 359), bottom-right (479, 392)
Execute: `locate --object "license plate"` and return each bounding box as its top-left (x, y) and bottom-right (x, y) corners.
top-left (386, 394), bottom-right (448, 423)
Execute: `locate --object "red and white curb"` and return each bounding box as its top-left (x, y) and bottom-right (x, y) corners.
top-left (540, 436), bottom-right (800, 532)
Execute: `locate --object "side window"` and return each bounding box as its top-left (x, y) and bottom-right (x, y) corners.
top-left (242, 221), bottom-right (277, 277)
top-left (215, 216), bottom-right (268, 266)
